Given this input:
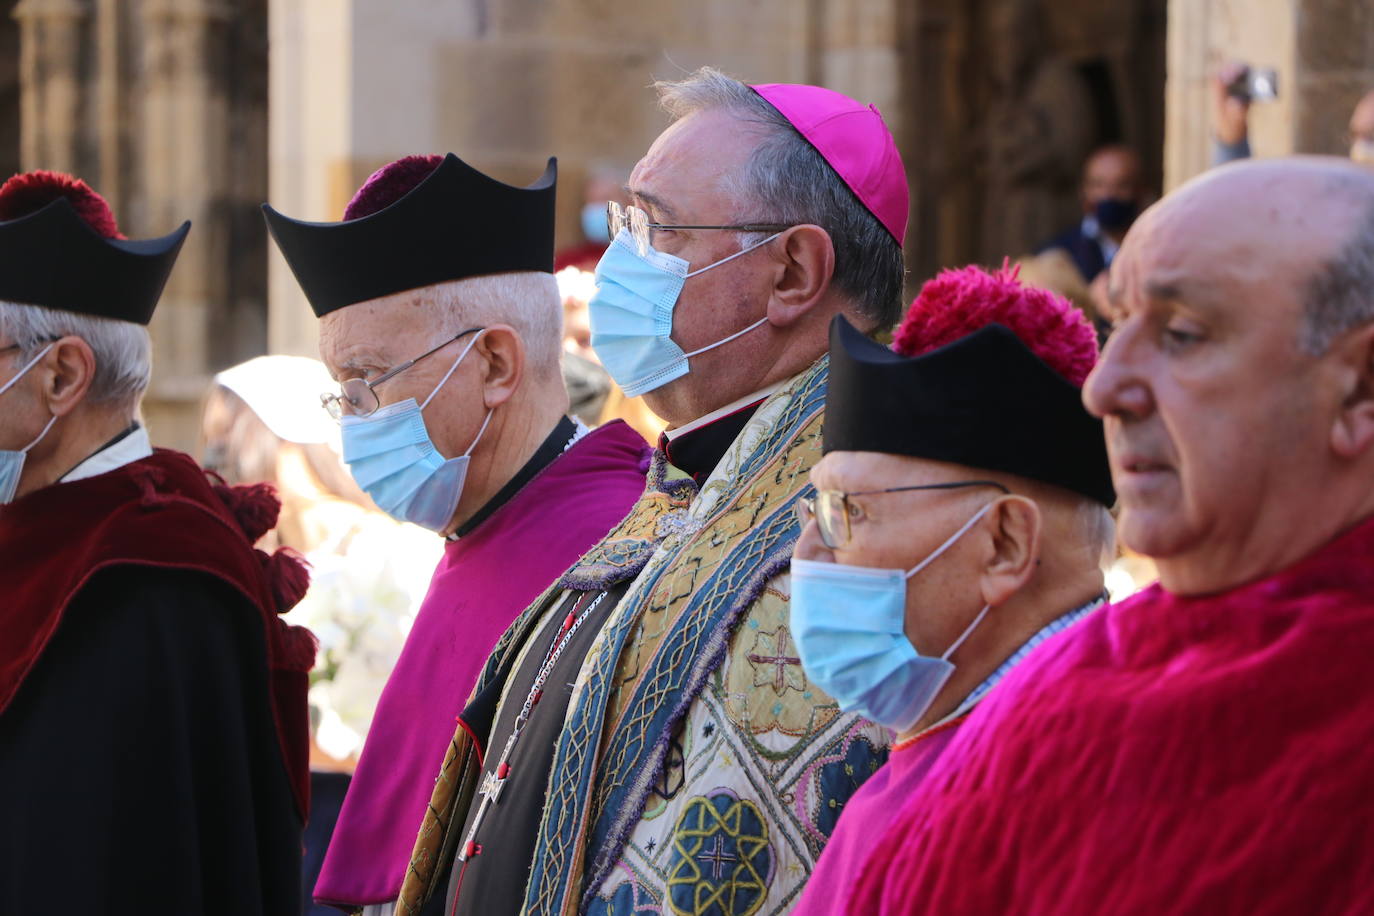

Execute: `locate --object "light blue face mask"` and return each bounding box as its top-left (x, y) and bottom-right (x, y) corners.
top-left (790, 501), bottom-right (996, 732)
top-left (588, 229), bottom-right (778, 398)
top-left (0, 344), bottom-right (58, 505)
top-left (581, 202), bottom-right (611, 244)
top-left (339, 332), bottom-right (492, 532)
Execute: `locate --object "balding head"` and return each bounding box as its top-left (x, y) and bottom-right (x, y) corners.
top-left (1084, 156), bottom-right (1374, 595)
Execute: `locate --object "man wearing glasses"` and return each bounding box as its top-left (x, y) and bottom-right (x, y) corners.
top-left (788, 264), bottom-right (1114, 916)
top-left (265, 153), bottom-right (651, 915)
top-left (397, 68), bottom-right (909, 916)
top-left (0, 171), bottom-right (316, 913)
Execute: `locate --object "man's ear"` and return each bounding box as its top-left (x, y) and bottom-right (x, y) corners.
top-left (766, 224), bottom-right (834, 328)
top-left (41, 336), bottom-right (97, 418)
top-left (979, 496), bottom-right (1042, 608)
top-left (1329, 323), bottom-right (1374, 459)
top-left (473, 325), bottom-right (525, 409)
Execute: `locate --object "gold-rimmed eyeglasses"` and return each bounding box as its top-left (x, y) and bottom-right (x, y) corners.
top-left (606, 201), bottom-right (794, 258)
top-left (320, 326), bottom-right (483, 420)
top-left (796, 480), bottom-right (1011, 550)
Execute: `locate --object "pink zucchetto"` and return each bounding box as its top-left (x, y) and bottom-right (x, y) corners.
top-left (751, 82), bottom-right (909, 246)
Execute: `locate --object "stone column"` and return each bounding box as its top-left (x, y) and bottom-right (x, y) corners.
top-left (13, 0), bottom-right (93, 175)
top-left (138, 0), bottom-right (232, 449)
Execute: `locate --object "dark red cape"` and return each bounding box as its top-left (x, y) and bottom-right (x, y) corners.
top-left (848, 515), bottom-right (1374, 915)
top-left (0, 448), bottom-right (317, 817)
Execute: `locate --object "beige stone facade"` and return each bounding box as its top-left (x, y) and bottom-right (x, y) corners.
top-left (3, 0), bottom-right (1372, 450)
top-left (5, 0), bottom-right (267, 451)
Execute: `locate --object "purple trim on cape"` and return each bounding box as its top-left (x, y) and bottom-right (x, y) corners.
top-left (312, 420), bottom-right (649, 908)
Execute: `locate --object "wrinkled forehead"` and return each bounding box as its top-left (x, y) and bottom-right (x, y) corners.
top-left (813, 450), bottom-right (970, 490)
top-left (628, 109), bottom-right (768, 219)
top-left (317, 287), bottom-right (440, 368)
top-left (1113, 170), bottom-right (1355, 310)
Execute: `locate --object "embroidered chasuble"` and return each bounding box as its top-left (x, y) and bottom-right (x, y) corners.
top-left (398, 356), bottom-right (892, 916)
top-left (850, 514), bottom-right (1374, 916)
top-left (315, 419), bottom-right (650, 911)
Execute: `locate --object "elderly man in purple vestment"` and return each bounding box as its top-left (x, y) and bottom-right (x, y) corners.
top-left (264, 153), bottom-right (651, 914)
top-left (788, 264), bottom-right (1115, 916)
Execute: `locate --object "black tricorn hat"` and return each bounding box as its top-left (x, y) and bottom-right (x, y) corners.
top-left (825, 315), bottom-right (1115, 506)
top-left (263, 153), bottom-right (557, 318)
top-left (0, 197), bottom-right (189, 326)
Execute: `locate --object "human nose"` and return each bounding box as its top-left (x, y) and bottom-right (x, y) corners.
top-left (794, 513), bottom-right (834, 563)
top-left (1083, 326), bottom-right (1153, 421)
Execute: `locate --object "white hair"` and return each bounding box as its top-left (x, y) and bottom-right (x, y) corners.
top-left (432, 272), bottom-right (564, 382)
top-left (0, 300), bottom-right (151, 411)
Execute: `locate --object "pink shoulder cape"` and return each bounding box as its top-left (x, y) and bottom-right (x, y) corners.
top-left (313, 420), bottom-right (650, 908)
top-left (849, 515), bottom-right (1374, 916)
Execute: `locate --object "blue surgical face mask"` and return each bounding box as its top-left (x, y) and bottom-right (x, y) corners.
top-left (339, 332), bottom-right (492, 532)
top-left (0, 344), bottom-right (58, 505)
top-left (588, 229), bottom-right (778, 397)
top-left (581, 202), bottom-right (611, 244)
top-left (790, 501), bottom-right (996, 732)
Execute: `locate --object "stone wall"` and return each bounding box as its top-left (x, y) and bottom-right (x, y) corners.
top-left (267, 0), bottom-right (1166, 359)
top-left (1165, 0), bottom-right (1374, 190)
top-left (12, 0), bottom-right (267, 451)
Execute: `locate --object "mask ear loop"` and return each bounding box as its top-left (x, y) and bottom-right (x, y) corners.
top-left (683, 231), bottom-right (783, 279)
top-left (421, 330), bottom-right (486, 411)
top-left (462, 407), bottom-right (495, 459)
top-left (0, 342), bottom-right (56, 398)
top-left (681, 316), bottom-right (770, 359)
top-left (21, 413), bottom-right (58, 454)
top-left (941, 603), bottom-right (992, 661)
top-left (677, 232), bottom-right (782, 361)
top-left (904, 500), bottom-right (998, 580)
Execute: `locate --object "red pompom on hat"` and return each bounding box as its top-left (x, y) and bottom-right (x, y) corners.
top-left (343, 155), bottom-right (445, 221)
top-left (0, 170), bottom-right (124, 239)
top-left (893, 260), bottom-right (1098, 388)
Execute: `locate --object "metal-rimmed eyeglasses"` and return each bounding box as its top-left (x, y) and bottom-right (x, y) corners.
top-left (796, 480), bottom-right (1011, 550)
top-left (606, 201), bottom-right (794, 258)
top-left (320, 326), bottom-right (483, 420)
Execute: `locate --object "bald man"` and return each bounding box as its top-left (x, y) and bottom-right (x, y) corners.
top-left (845, 156), bottom-right (1374, 914)
top-left (1036, 144), bottom-right (1147, 284)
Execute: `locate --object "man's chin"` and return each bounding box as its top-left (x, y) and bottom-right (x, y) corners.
top-left (1117, 506), bottom-right (1193, 562)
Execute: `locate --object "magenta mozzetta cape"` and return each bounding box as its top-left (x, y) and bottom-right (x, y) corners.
top-left (314, 420), bottom-right (650, 908)
top-left (849, 515), bottom-right (1374, 916)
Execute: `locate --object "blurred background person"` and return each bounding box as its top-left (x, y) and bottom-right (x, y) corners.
top-left (1036, 144), bottom-right (1148, 284)
top-left (202, 353), bottom-right (442, 916)
top-left (1212, 59), bottom-right (1374, 166)
top-left (554, 165), bottom-right (629, 272)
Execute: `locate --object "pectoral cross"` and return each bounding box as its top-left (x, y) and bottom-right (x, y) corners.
top-left (479, 762), bottom-right (510, 805)
top-left (457, 742), bottom-right (515, 863)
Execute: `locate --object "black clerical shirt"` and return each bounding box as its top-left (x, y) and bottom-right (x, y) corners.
top-left (436, 402), bottom-right (761, 915)
top-left (444, 581), bottom-right (632, 916)
top-left (453, 416), bottom-right (577, 539)
top-left (659, 400), bottom-right (763, 484)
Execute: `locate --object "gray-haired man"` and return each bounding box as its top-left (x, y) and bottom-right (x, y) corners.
top-left (0, 171), bottom-right (316, 913)
top-left (399, 68), bottom-right (911, 916)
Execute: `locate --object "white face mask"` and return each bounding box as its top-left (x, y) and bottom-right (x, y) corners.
top-left (0, 344), bottom-right (57, 504)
